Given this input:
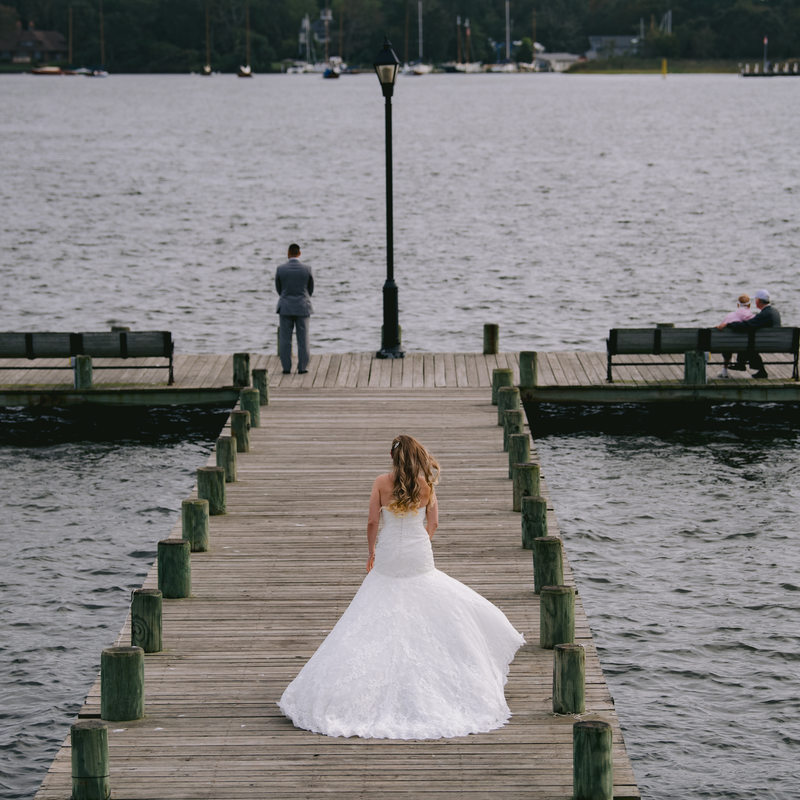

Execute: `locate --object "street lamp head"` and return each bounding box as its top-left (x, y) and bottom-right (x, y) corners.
top-left (374, 37), bottom-right (400, 98)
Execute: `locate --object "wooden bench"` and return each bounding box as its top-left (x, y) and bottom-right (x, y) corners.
top-left (606, 327), bottom-right (800, 383)
top-left (0, 331), bottom-right (175, 385)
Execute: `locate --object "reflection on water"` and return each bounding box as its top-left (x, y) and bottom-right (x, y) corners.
top-left (534, 406), bottom-right (800, 800)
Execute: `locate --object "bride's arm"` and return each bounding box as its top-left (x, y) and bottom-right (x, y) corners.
top-left (366, 477), bottom-right (382, 572)
top-left (425, 494), bottom-right (438, 539)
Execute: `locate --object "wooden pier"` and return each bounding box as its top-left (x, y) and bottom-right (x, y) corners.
top-left (32, 361), bottom-right (641, 799)
top-left (2, 350), bottom-right (798, 407)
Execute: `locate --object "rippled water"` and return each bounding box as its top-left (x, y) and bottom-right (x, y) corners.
top-left (1, 73), bottom-right (799, 799)
top-left (1, 73), bottom-right (798, 353)
top-left (535, 410), bottom-right (800, 800)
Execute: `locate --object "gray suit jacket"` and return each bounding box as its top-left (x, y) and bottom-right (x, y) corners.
top-left (275, 258), bottom-right (314, 316)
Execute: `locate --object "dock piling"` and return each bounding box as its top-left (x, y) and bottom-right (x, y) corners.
top-left (573, 720), bottom-right (613, 800)
top-left (553, 643), bottom-right (585, 715)
top-left (491, 367), bottom-right (513, 405)
top-left (502, 408), bottom-right (524, 452)
top-left (100, 646), bottom-right (144, 721)
top-left (73, 355), bottom-right (93, 390)
top-left (508, 432), bottom-right (531, 479)
top-left (684, 351), bottom-right (707, 384)
top-left (496, 385), bottom-right (520, 425)
top-left (539, 585), bottom-right (575, 649)
top-left (512, 462), bottom-right (540, 511)
top-left (181, 498), bottom-right (209, 552)
top-left (532, 535), bottom-right (563, 592)
top-left (70, 719), bottom-right (110, 800)
top-left (519, 351), bottom-right (538, 387)
top-left (230, 410), bottom-right (251, 453)
top-left (216, 435), bottom-right (237, 482)
top-left (232, 353), bottom-right (251, 387)
top-left (483, 323), bottom-right (499, 354)
top-left (521, 495), bottom-right (548, 549)
top-left (197, 466), bottom-right (226, 515)
top-left (252, 368), bottom-right (269, 405)
top-left (239, 387), bottom-right (261, 427)
top-left (130, 588), bottom-right (162, 653)
top-left (157, 538), bottom-right (191, 599)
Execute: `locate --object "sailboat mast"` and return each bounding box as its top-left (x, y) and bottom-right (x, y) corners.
top-left (245, 1), bottom-right (250, 65)
top-left (505, 0), bottom-right (510, 61)
top-left (99, 0), bottom-right (105, 66)
top-left (456, 15), bottom-right (461, 64)
top-left (205, 1), bottom-right (210, 67)
top-left (418, 0), bottom-right (423, 62)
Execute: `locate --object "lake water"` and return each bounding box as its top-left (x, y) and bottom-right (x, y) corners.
top-left (1, 72), bottom-right (798, 799)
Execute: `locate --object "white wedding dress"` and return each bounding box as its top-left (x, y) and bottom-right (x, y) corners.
top-left (278, 506), bottom-right (525, 739)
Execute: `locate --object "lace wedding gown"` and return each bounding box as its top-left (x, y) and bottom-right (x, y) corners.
top-left (278, 506), bottom-right (525, 739)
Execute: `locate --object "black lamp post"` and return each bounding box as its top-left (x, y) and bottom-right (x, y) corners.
top-left (374, 37), bottom-right (404, 359)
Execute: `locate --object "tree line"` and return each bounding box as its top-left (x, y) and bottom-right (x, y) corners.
top-left (2, 0), bottom-right (798, 72)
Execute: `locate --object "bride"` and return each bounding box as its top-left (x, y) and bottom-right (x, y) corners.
top-left (278, 434), bottom-right (525, 739)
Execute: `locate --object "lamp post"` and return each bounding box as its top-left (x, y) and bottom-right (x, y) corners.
top-left (374, 38), bottom-right (404, 359)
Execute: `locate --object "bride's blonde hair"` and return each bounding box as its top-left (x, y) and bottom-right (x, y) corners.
top-left (388, 434), bottom-right (440, 513)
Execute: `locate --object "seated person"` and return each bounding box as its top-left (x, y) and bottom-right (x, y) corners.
top-left (715, 293), bottom-right (754, 378)
top-left (720, 289), bottom-right (781, 379)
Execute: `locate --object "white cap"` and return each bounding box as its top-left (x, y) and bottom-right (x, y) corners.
top-left (754, 289), bottom-right (770, 301)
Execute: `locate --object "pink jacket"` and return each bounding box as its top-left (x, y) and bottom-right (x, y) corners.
top-left (720, 307), bottom-right (755, 325)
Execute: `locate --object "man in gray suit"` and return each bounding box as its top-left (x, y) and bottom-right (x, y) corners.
top-left (275, 243), bottom-right (314, 374)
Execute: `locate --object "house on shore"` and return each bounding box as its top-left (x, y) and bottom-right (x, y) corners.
top-left (0, 21), bottom-right (67, 65)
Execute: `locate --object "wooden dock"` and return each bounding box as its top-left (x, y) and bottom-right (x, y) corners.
top-left (33, 377), bottom-right (640, 799)
top-left (2, 350), bottom-right (798, 406)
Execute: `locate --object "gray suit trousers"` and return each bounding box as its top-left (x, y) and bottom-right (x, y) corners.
top-left (279, 314), bottom-right (310, 373)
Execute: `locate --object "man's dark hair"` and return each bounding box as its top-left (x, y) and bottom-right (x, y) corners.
top-left (288, 243), bottom-right (301, 257)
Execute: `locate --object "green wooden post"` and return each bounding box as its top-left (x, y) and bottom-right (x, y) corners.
top-left (230, 410), bottom-right (250, 453)
top-left (684, 350), bottom-right (707, 384)
top-left (573, 720), bottom-right (613, 800)
top-left (553, 643), bottom-right (585, 715)
top-left (232, 352), bottom-right (251, 387)
top-left (73, 355), bottom-right (93, 390)
top-left (130, 588), bottom-right (162, 653)
top-left (497, 385), bottom-right (520, 426)
top-left (100, 646), bottom-right (144, 721)
top-left (519, 351), bottom-right (538, 387)
top-left (521, 495), bottom-right (547, 549)
top-left (240, 387), bottom-right (261, 428)
top-left (508, 432), bottom-right (531, 479)
top-left (483, 323), bottom-right (499, 354)
top-left (197, 466), bottom-right (225, 515)
top-left (181, 498), bottom-right (209, 552)
top-left (157, 538), bottom-right (191, 599)
top-left (513, 462), bottom-right (540, 512)
top-left (71, 719), bottom-right (110, 800)
top-left (491, 367), bottom-right (513, 405)
top-left (533, 535), bottom-right (563, 593)
top-left (252, 367), bottom-right (269, 405)
top-left (539, 585), bottom-right (575, 649)
top-left (216, 435), bottom-right (237, 482)
top-left (503, 408), bottom-right (524, 452)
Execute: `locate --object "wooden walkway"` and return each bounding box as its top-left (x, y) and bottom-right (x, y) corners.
top-left (34, 386), bottom-right (640, 799)
top-left (1, 350), bottom-right (797, 404)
